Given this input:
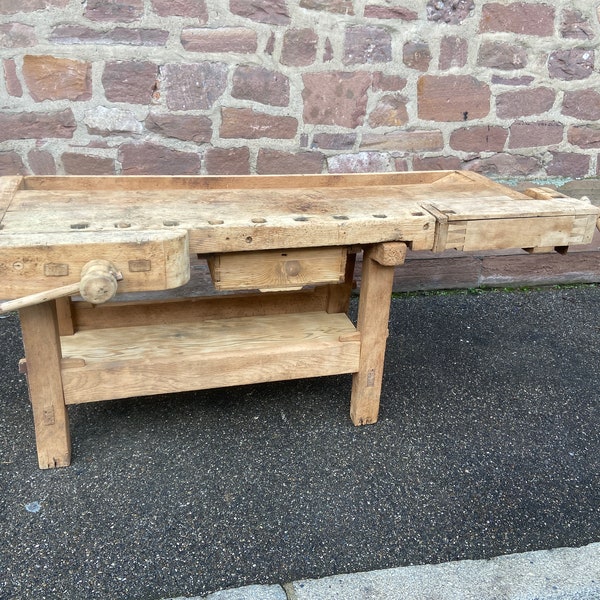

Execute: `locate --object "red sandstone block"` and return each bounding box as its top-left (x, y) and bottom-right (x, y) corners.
top-left (231, 65), bottom-right (290, 107)
top-left (562, 89), bottom-right (600, 121)
top-left (162, 62), bottom-right (227, 111)
top-left (549, 49), bottom-right (595, 80)
top-left (439, 36), bottom-right (468, 70)
top-left (85, 0), bottom-right (143, 22)
top-left (418, 75), bottom-right (490, 122)
top-left (299, 0), bottom-right (354, 15)
top-left (151, 0), bottom-right (207, 20)
top-left (3, 59), bottom-right (22, 97)
top-left (547, 152), bottom-right (590, 178)
top-left (205, 147), bottom-right (250, 175)
top-left (465, 153), bottom-right (539, 177)
top-left (403, 41), bottom-right (431, 71)
top-left (450, 126), bottom-right (507, 152)
top-left (327, 152), bottom-right (390, 174)
top-left (28, 149), bottom-right (56, 175)
top-left (23, 55), bottom-right (91, 102)
top-left (561, 9), bottom-right (594, 39)
top-left (103, 61), bottom-right (159, 104)
top-left (0, 0), bottom-right (68, 14)
top-left (281, 28), bottom-right (318, 67)
top-left (508, 121), bottom-right (564, 149)
top-left (0, 22), bottom-right (37, 47)
top-left (50, 25), bottom-right (168, 46)
top-left (62, 153), bottom-right (115, 175)
top-left (567, 126), bottom-right (600, 149)
top-left (496, 87), bottom-right (555, 119)
top-left (372, 73), bottom-right (406, 92)
top-left (302, 71), bottom-right (371, 128)
top-left (230, 0), bottom-right (290, 24)
top-left (257, 149), bottom-right (324, 174)
top-left (480, 2), bottom-right (555, 36)
top-left (220, 108), bottom-right (297, 139)
top-left (413, 156), bottom-right (462, 171)
top-left (364, 5), bottom-right (417, 19)
top-left (145, 113), bottom-right (212, 143)
top-left (343, 25), bottom-right (392, 65)
top-left (0, 152), bottom-right (25, 175)
top-left (477, 41), bottom-right (527, 70)
top-left (368, 94), bottom-right (409, 127)
top-left (312, 133), bottom-right (356, 150)
top-left (181, 27), bottom-right (257, 53)
top-left (119, 142), bottom-right (200, 175)
top-left (361, 130), bottom-right (443, 152)
top-left (0, 109), bottom-right (76, 142)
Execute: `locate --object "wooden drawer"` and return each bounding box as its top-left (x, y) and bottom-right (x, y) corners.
top-left (207, 246), bottom-right (348, 291)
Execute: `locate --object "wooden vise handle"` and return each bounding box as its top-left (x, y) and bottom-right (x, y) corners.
top-left (0, 260), bottom-right (123, 314)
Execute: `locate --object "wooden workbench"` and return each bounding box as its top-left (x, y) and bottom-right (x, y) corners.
top-left (1, 171), bottom-right (597, 468)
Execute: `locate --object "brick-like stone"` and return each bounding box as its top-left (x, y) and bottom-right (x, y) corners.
top-left (204, 147), bottom-right (250, 175)
top-left (567, 125), bottom-right (600, 149)
top-left (327, 152), bottom-right (390, 173)
top-left (23, 55), bottom-right (91, 102)
top-left (491, 75), bottom-right (534, 86)
top-left (0, 152), bottom-right (25, 175)
top-left (403, 41), bottom-right (431, 71)
top-left (299, 0), bottom-right (354, 15)
top-left (230, 0), bottom-right (290, 24)
top-left (496, 87), bottom-right (555, 119)
top-left (302, 71), bottom-right (371, 128)
top-left (508, 121), bottom-right (564, 149)
top-left (28, 149), bottom-right (56, 175)
top-left (0, 22), bottom-right (36, 47)
top-left (413, 155), bottom-right (462, 171)
top-left (151, 0), bottom-right (207, 21)
top-left (220, 108), bottom-right (297, 139)
top-left (439, 36), bottom-right (468, 70)
top-left (231, 66), bottom-right (289, 107)
top-left (372, 73), bottom-right (406, 92)
top-left (480, 3), bottom-right (555, 36)
top-left (427, 0), bottom-right (474, 24)
top-left (0, 0), bottom-right (68, 14)
top-left (146, 113), bottom-right (212, 143)
top-left (50, 25), bottom-right (168, 46)
top-left (561, 9), bottom-right (594, 39)
top-left (85, 0), bottom-right (143, 22)
top-left (312, 133), bottom-right (356, 150)
top-left (181, 27), bottom-right (257, 53)
top-left (84, 106), bottom-right (143, 136)
top-left (344, 26), bottom-right (392, 65)
top-left (548, 49), bottom-right (595, 80)
top-left (562, 89), bottom-right (600, 121)
top-left (0, 109), bottom-right (76, 142)
top-left (3, 59), bottom-right (22, 97)
top-left (547, 151), bottom-right (590, 178)
top-left (368, 95), bottom-right (408, 127)
top-left (478, 41), bottom-right (527, 70)
top-left (103, 61), bottom-right (158, 104)
top-left (257, 149), bottom-right (324, 174)
top-left (418, 75), bottom-right (490, 122)
top-left (281, 29), bottom-right (318, 67)
top-left (364, 5), bottom-right (417, 20)
top-left (465, 153), bottom-right (539, 177)
top-left (360, 130), bottom-right (444, 152)
top-left (62, 153), bottom-right (115, 175)
top-left (450, 126), bottom-right (508, 152)
top-left (323, 38), bottom-right (334, 61)
top-left (162, 63), bottom-right (227, 110)
top-left (119, 142), bottom-right (200, 175)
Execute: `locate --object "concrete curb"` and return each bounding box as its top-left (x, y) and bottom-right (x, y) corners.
top-left (167, 542), bottom-right (600, 600)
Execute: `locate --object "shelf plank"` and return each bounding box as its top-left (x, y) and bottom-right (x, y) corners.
top-left (60, 311), bottom-right (360, 404)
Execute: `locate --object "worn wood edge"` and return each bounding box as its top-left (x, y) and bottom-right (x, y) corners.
top-left (0, 176), bottom-right (24, 226)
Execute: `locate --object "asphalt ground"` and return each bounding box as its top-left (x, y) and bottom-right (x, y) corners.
top-left (1, 286), bottom-right (599, 600)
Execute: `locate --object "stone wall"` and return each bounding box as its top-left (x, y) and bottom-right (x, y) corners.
top-left (1, 0), bottom-right (600, 180)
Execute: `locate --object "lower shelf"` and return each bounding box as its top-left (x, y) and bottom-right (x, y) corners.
top-left (60, 311), bottom-right (361, 404)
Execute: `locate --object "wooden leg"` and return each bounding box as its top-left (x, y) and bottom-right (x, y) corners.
top-left (350, 244), bottom-right (401, 425)
top-left (19, 301), bottom-right (71, 468)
